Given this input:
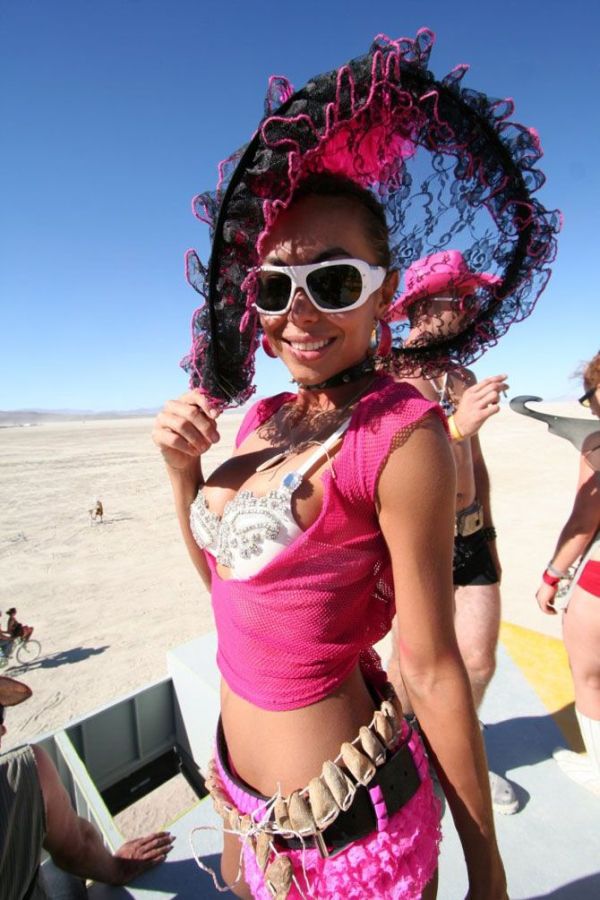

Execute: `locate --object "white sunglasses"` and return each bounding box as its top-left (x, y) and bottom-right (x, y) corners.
top-left (254, 258), bottom-right (387, 315)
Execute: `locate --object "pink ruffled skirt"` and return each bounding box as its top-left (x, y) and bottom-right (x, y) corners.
top-left (216, 721), bottom-right (441, 899)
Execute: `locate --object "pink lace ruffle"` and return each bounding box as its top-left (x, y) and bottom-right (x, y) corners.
top-left (241, 777), bottom-right (441, 900)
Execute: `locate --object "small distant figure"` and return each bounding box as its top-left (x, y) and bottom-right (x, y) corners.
top-left (6, 607), bottom-right (33, 641)
top-left (89, 498), bottom-right (104, 524)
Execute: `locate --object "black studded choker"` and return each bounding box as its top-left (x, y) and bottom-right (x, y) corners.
top-left (293, 358), bottom-right (377, 391)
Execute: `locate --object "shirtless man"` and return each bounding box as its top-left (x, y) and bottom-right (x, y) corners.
top-left (388, 250), bottom-right (518, 814)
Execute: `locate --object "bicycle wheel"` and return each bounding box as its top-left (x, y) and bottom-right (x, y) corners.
top-left (16, 639), bottom-right (41, 665)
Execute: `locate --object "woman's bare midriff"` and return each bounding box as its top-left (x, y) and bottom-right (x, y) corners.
top-left (220, 664), bottom-right (378, 796)
top-left (205, 397), bottom-right (385, 797)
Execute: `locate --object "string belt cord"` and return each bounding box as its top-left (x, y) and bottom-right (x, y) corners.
top-left (190, 784), bottom-right (315, 899)
top-left (190, 700), bottom-right (405, 896)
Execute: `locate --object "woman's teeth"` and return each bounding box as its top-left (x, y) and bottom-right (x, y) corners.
top-left (288, 339), bottom-right (330, 351)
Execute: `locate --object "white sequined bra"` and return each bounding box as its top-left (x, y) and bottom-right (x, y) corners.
top-left (189, 419), bottom-right (351, 580)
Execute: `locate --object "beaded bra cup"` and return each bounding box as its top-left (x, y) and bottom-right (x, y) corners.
top-left (190, 419), bottom-right (351, 580)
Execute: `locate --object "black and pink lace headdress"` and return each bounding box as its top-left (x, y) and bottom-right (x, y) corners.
top-left (182, 28), bottom-right (561, 408)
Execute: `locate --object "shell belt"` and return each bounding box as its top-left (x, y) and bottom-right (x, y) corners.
top-left (202, 688), bottom-right (418, 898)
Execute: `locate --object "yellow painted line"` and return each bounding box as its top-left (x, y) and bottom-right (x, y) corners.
top-left (499, 621), bottom-right (584, 752)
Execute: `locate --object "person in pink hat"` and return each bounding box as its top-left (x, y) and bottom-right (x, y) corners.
top-left (388, 250), bottom-right (518, 815)
top-left (391, 250), bottom-right (499, 324)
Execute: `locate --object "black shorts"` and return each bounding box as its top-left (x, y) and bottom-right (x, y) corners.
top-left (453, 530), bottom-right (498, 587)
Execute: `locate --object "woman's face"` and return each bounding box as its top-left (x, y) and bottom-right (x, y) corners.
top-left (258, 195), bottom-right (395, 388)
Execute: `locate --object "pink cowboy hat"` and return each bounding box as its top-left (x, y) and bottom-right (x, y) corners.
top-left (390, 250), bottom-right (500, 320)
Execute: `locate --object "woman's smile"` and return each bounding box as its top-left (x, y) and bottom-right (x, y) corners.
top-left (283, 334), bottom-right (336, 359)
top-left (259, 195), bottom-right (396, 386)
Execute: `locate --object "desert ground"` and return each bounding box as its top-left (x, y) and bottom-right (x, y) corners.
top-left (1, 399), bottom-right (596, 833)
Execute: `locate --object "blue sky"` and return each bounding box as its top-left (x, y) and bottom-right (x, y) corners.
top-left (1, 0), bottom-right (598, 410)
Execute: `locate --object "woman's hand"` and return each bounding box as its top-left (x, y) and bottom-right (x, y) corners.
top-left (536, 581), bottom-right (558, 615)
top-left (152, 391), bottom-right (220, 472)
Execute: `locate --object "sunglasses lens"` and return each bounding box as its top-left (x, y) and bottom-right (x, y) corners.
top-left (580, 388), bottom-right (595, 407)
top-left (306, 265), bottom-right (363, 310)
top-left (257, 272), bottom-right (292, 313)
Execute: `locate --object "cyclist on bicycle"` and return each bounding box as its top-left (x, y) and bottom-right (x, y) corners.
top-left (6, 608), bottom-right (33, 642)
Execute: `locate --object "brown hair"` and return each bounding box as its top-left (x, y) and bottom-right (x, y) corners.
top-left (583, 352), bottom-right (600, 389)
top-left (291, 173), bottom-right (392, 268)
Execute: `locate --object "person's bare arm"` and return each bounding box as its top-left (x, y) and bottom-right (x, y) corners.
top-left (378, 416), bottom-right (506, 899)
top-left (152, 391), bottom-right (222, 589)
top-left (536, 449), bottom-right (600, 614)
top-left (33, 746), bottom-right (173, 884)
top-left (471, 433), bottom-right (501, 580)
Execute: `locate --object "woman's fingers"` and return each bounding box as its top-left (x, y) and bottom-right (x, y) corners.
top-left (536, 585), bottom-right (558, 615)
top-left (152, 421), bottom-right (201, 457)
top-left (164, 398), bottom-right (220, 444)
top-left (178, 390), bottom-right (220, 421)
top-left (160, 409), bottom-right (217, 452)
top-left (153, 395), bottom-right (220, 454)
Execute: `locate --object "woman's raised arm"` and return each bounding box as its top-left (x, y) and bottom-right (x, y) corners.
top-left (152, 391), bottom-right (220, 588)
top-left (536, 444), bottom-right (600, 614)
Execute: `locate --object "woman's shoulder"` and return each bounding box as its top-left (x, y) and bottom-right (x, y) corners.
top-left (355, 376), bottom-right (441, 428)
top-left (340, 377), bottom-right (445, 500)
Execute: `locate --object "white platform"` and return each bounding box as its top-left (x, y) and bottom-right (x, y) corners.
top-left (166, 632), bottom-right (221, 775)
top-left (84, 633), bottom-right (600, 898)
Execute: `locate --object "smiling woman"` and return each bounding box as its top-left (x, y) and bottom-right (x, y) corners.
top-left (155, 176), bottom-right (457, 899)
top-left (150, 27), bottom-right (562, 899)
top-left (257, 187), bottom-right (397, 390)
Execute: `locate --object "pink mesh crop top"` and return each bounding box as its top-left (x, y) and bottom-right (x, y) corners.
top-left (201, 377), bottom-right (445, 711)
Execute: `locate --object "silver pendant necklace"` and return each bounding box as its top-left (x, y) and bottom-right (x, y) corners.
top-left (255, 376), bottom-right (378, 475)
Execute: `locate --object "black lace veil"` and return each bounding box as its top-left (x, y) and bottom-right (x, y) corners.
top-left (182, 29), bottom-right (560, 408)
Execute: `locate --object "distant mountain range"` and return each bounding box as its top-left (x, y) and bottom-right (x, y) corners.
top-left (0, 404), bottom-right (251, 427)
top-left (0, 408), bottom-right (159, 426)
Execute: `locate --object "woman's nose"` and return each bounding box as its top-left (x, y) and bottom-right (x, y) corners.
top-left (289, 288), bottom-right (319, 322)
